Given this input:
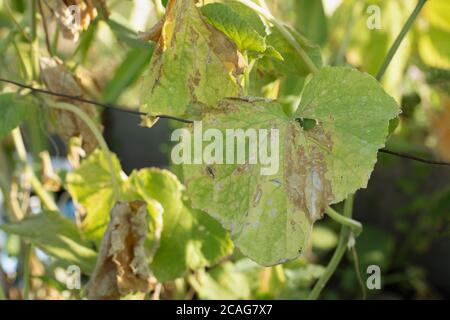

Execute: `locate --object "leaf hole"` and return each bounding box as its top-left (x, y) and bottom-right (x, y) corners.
top-left (295, 118), bottom-right (317, 131)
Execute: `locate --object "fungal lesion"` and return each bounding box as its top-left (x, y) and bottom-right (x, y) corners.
top-left (205, 165), bottom-right (216, 179)
top-left (284, 122), bottom-right (333, 223)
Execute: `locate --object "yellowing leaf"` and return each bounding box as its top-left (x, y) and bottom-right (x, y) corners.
top-left (86, 201), bottom-right (155, 300)
top-left (422, 0), bottom-right (450, 32)
top-left (140, 0), bottom-right (244, 119)
top-left (129, 168), bottom-right (233, 281)
top-left (418, 26), bottom-right (450, 69)
top-left (66, 149), bottom-right (124, 242)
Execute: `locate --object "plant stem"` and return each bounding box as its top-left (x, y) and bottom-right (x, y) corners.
top-left (0, 277), bottom-right (6, 300)
top-left (351, 245), bottom-right (367, 299)
top-left (22, 243), bottom-right (32, 300)
top-left (325, 206), bottom-right (362, 235)
top-left (308, 195), bottom-right (354, 300)
top-left (11, 128), bottom-right (59, 211)
top-left (236, 0), bottom-right (319, 75)
top-left (376, 0), bottom-right (427, 81)
top-left (29, 0), bottom-right (39, 80)
top-left (45, 101), bottom-right (122, 201)
top-left (4, 0), bottom-right (32, 42)
top-left (334, 2), bottom-right (363, 66)
top-left (11, 40), bottom-right (30, 79)
top-left (38, 0), bottom-right (53, 56)
top-left (308, 0), bottom-right (428, 300)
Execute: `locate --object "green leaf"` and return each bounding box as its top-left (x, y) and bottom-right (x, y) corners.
top-left (140, 0), bottom-right (243, 119)
top-left (0, 93), bottom-right (30, 139)
top-left (67, 149), bottom-right (232, 280)
top-left (419, 26), bottom-right (450, 69)
top-left (129, 168), bottom-right (233, 281)
top-left (201, 2), bottom-right (266, 53)
top-left (294, 0), bottom-right (328, 46)
top-left (189, 262), bottom-right (251, 300)
top-left (422, 0), bottom-right (450, 32)
top-left (73, 23), bottom-right (97, 63)
top-left (107, 19), bottom-right (153, 49)
top-left (0, 211), bottom-right (97, 274)
top-left (103, 46), bottom-right (154, 103)
top-left (330, 0), bottom-right (413, 100)
top-left (183, 67), bottom-right (400, 265)
top-left (263, 27), bottom-right (322, 76)
top-left (224, 1), bottom-right (267, 36)
top-left (66, 149), bottom-right (123, 242)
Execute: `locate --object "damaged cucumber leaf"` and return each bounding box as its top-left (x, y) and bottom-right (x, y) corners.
top-left (86, 201), bottom-right (155, 300)
top-left (140, 0), bottom-right (243, 120)
top-left (183, 66), bottom-right (400, 266)
top-left (0, 211), bottom-right (97, 274)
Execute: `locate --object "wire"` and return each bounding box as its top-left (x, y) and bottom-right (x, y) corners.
top-left (379, 149), bottom-right (450, 167)
top-left (0, 77), bottom-right (193, 123)
top-left (1, 77), bottom-right (450, 167)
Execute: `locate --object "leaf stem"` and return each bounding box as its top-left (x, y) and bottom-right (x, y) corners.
top-left (325, 206), bottom-right (362, 235)
top-left (4, 0), bottom-right (32, 42)
top-left (11, 128), bottom-right (58, 211)
top-left (351, 245), bottom-right (367, 299)
top-left (45, 101), bottom-right (122, 201)
top-left (333, 2), bottom-right (364, 66)
top-left (38, 0), bottom-right (53, 57)
top-left (376, 0), bottom-right (427, 81)
top-left (235, 0), bottom-right (319, 75)
top-left (29, 0), bottom-right (39, 80)
top-left (308, 195), bottom-right (354, 300)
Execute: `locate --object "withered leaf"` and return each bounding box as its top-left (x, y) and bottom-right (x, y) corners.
top-left (39, 57), bottom-right (101, 154)
top-left (86, 201), bottom-right (154, 300)
top-left (47, 0), bottom-right (100, 41)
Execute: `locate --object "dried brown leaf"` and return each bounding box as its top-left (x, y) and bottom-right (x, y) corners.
top-left (86, 201), bottom-right (155, 300)
top-left (39, 57), bottom-right (101, 154)
top-left (47, 0), bottom-right (104, 41)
